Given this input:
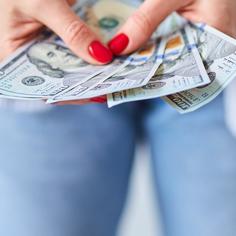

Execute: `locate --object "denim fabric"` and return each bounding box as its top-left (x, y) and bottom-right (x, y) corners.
top-left (145, 95), bottom-right (236, 236)
top-left (0, 104), bottom-right (137, 236)
top-left (0, 94), bottom-right (236, 236)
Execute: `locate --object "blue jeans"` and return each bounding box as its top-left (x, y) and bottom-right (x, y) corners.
top-left (0, 94), bottom-right (236, 236)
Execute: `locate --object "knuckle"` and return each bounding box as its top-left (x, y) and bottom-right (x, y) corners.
top-left (131, 10), bottom-right (153, 34)
top-left (64, 20), bottom-right (91, 46)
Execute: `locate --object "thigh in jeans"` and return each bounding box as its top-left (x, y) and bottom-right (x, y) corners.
top-left (144, 95), bottom-right (236, 236)
top-left (0, 103), bottom-right (137, 236)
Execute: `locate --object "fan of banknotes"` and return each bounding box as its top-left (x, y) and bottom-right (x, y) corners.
top-left (1, 0), bottom-right (236, 113)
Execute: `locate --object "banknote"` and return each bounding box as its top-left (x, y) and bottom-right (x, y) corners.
top-left (0, 93), bottom-right (40, 100)
top-left (77, 0), bottom-right (137, 42)
top-left (48, 38), bottom-right (166, 103)
top-left (1, 0), bottom-right (235, 113)
top-left (0, 39), bottom-right (110, 98)
top-left (163, 24), bottom-right (236, 113)
top-left (154, 13), bottom-right (186, 38)
top-left (46, 58), bottom-right (130, 103)
top-left (107, 25), bottom-right (210, 107)
top-left (0, 0), bottom-right (136, 99)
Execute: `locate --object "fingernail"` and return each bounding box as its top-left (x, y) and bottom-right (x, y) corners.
top-left (88, 41), bottom-right (113, 63)
top-left (108, 33), bottom-right (129, 55)
top-left (90, 97), bottom-right (107, 103)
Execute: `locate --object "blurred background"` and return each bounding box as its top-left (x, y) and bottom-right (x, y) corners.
top-left (117, 144), bottom-right (163, 236)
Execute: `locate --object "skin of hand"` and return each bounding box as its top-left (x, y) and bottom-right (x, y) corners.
top-left (63, 0), bottom-right (236, 105)
top-left (0, 0), bottom-right (114, 105)
top-left (0, 0), bottom-right (113, 64)
top-left (1, 0), bottom-right (236, 105)
top-left (108, 0), bottom-right (236, 55)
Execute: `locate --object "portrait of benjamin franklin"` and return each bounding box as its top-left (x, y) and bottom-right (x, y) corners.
top-left (27, 42), bottom-right (88, 78)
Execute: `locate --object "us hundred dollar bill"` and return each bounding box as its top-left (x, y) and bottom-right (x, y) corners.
top-left (0, 0), bottom-right (136, 99)
top-left (46, 58), bottom-right (130, 103)
top-left (0, 39), bottom-right (112, 98)
top-left (48, 38), bottom-right (166, 103)
top-left (78, 0), bottom-right (137, 42)
top-left (107, 25), bottom-right (210, 107)
top-left (163, 24), bottom-right (236, 113)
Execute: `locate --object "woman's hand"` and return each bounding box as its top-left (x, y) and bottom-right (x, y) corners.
top-left (108, 0), bottom-right (236, 55)
top-left (0, 0), bottom-right (113, 64)
top-left (60, 0), bottom-right (236, 106)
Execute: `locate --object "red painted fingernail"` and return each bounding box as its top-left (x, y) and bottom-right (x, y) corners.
top-left (90, 97), bottom-right (107, 103)
top-left (88, 41), bottom-right (113, 63)
top-left (108, 33), bottom-right (129, 55)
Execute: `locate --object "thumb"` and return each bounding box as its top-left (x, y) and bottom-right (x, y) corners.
top-left (36, 0), bottom-right (113, 64)
top-left (108, 0), bottom-right (184, 55)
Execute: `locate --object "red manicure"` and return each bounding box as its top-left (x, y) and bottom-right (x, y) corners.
top-left (88, 41), bottom-right (113, 64)
top-left (108, 33), bottom-right (129, 55)
top-left (90, 96), bottom-right (107, 103)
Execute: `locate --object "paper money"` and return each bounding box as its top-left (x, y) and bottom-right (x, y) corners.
top-left (78, 0), bottom-right (137, 42)
top-left (48, 38), bottom-right (166, 103)
top-left (163, 24), bottom-right (236, 113)
top-left (0, 0), bottom-right (136, 99)
top-left (1, 0), bottom-right (236, 113)
top-left (46, 58), bottom-right (130, 103)
top-left (0, 39), bottom-right (109, 98)
top-left (155, 13), bottom-right (186, 38)
top-left (107, 25), bottom-right (210, 107)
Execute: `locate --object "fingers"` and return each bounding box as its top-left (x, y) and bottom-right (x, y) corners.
top-left (90, 96), bottom-right (107, 103)
top-left (108, 0), bottom-right (184, 55)
top-left (36, 0), bottom-right (113, 64)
